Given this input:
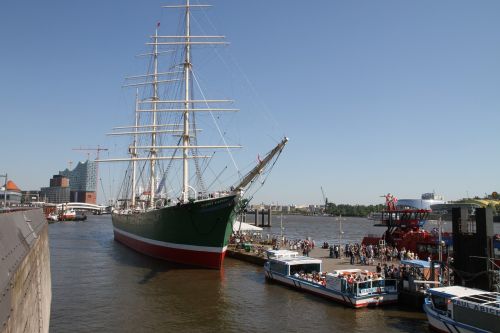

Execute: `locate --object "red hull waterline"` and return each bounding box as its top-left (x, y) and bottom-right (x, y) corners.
top-left (114, 229), bottom-right (226, 269)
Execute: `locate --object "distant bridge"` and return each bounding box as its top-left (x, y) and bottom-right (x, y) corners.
top-left (51, 202), bottom-right (109, 213)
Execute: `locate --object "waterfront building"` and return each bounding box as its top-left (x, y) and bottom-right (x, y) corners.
top-left (21, 190), bottom-right (41, 204)
top-left (250, 204), bottom-right (265, 211)
top-left (40, 175), bottom-right (70, 204)
top-left (0, 180), bottom-right (22, 206)
top-left (309, 204), bottom-right (321, 214)
top-left (50, 175), bottom-right (69, 187)
top-left (396, 192), bottom-right (445, 210)
top-left (59, 160), bottom-right (97, 204)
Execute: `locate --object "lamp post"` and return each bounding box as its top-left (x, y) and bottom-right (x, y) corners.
top-left (336, 214), bottom-right (346, 257)
top-left (438, 216), bottom-right (443, 262)
top-left (0, 173), bottom-right (7, 208)
top-left (280, 213), bottom-right (285, 248)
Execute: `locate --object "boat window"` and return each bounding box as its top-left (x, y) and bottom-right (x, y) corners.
top-left (384, 279), bottom-right (397, 288)
top-left (416, 243), bottom-right (440, 255)
top-left (372, 280), bottom-right (385, 288)
top-left (461, 293), bottom-right (500, 307)
top-left (352, 283), bottom-right (358, 296)
top-left (269, 261), bottom-right (288, 275)
top-left (290, 263), bottom-right (321, 275)
top-left (431, 295), bottom-right (448, 312)
top-left (357, 281), bottom-right (372, 293)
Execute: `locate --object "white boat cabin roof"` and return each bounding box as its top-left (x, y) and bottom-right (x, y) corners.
top-left (429, 286), bottom-right (500, 315)
top-left (285, 258), bottom-right (323, 266)
top-left (429, 286), bottom-right (494, 299)
top-left (266, 250), bottom-right (322, 266)
top-left (266, 249), bottom-right (299, 259)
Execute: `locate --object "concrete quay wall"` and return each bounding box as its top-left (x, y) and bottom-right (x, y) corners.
top-left (0, 209), bottom-right (51, 333)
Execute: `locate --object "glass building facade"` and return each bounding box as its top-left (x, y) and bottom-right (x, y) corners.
top-left (39, 186), bottom-right (70, 204)
top-left (59, 161), bottom-right (97, 192)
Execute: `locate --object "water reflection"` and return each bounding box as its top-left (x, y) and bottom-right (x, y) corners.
top-left (49, 215), bottom-right (431, 332)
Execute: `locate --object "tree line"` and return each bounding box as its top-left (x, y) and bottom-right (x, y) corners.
top-left (324, 203), bottom-right (385, 217)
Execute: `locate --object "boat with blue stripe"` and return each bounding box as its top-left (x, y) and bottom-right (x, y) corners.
top-left (423, 286), bottom-right (500, 332)
top-left (264, 250), bottom-right (398, 308)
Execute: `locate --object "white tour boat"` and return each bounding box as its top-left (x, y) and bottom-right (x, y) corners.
top-left (264, 250), bottom-right (398, 308)
top-left (423, 286), bottom-right (500, 333)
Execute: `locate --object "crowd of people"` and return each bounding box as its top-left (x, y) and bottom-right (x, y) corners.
top-left (231, 230), bottom-right (449, 293)
top-left (326, 243), bottom-right (421, 265)
top-left (230, 230), bottom-right (425, 265)
top-left (230, 231), bottom-right (317, 254)
top-left (292, 269), bottom-right (389, 295)
top-left (282, 238), bottom-right (315, 256)
top-left (291, 261), bottom-right (435, 294)
top-left (229, 232), bottom-right (319, 257)
top-left (293, 271), bottom-right (327, 286)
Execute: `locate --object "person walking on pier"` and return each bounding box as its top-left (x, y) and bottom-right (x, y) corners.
top-left (348, 245), bottom-right (355, 265)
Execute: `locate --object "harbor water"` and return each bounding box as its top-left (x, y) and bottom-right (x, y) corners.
top-left (50, 214), bottom-right (498, 332)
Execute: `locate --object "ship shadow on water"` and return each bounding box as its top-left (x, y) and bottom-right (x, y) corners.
top-left (79, 216), bottom-right (224, 285)
top-left (108, 237), bottom-right (219, 285)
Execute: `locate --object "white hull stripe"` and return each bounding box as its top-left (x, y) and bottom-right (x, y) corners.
top-left (114, 227), bottom-right (227, 254)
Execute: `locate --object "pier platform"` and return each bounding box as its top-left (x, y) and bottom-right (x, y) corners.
top-left (227, 245), bottom-right (391, 272)
top-left (227, 244), bottom-right (427, 310)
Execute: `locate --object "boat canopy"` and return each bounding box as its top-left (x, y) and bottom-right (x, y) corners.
top-left (285, 258), bottom-right (323, 266)
top-left (266, 249), bottom-right (299, 259)
top-left (232, 221), bottom-right (263, 232)
top-left (400, 259), bottom-right (440, 268)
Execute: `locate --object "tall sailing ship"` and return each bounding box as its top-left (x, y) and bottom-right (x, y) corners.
top-left (98, 1), bottom-right (287, 269)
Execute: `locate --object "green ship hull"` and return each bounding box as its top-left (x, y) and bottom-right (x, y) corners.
top-left (112, 194), bottom-right (238, 269)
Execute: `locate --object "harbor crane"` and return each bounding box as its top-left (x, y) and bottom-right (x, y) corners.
top-left (321, 186), bottom-right (329, 213)
top-left (72, 145), bottom-right (109, 203)
top-left (73, 145), bottom-right (109, 161)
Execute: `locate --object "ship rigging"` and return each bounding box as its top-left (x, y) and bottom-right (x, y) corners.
top-left (96, 0), bottom-right (287, 269)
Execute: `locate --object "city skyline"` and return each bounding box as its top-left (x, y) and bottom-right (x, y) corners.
top-left (2, 0), bottom-right (499, 205)
top-left (4, 162), bottom-right (496, 207)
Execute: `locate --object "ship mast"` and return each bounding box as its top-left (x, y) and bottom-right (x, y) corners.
top-left (182, 0), bottom-right (191, 202)
top-left (98, 2), bottom-right (271, 207)
top-left (131, 90), bottom-right (139, 208)
top-left (149, 25), bottom-right (160, 208)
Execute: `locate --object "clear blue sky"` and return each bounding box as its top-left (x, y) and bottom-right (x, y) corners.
top-left (1, 0), bottom-right (499, 205)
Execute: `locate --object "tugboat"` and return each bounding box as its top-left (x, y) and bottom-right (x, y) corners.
top-left (59, 208), bottom-right (76, 221)
top-left (362, 193), bottom-right (452, 261)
